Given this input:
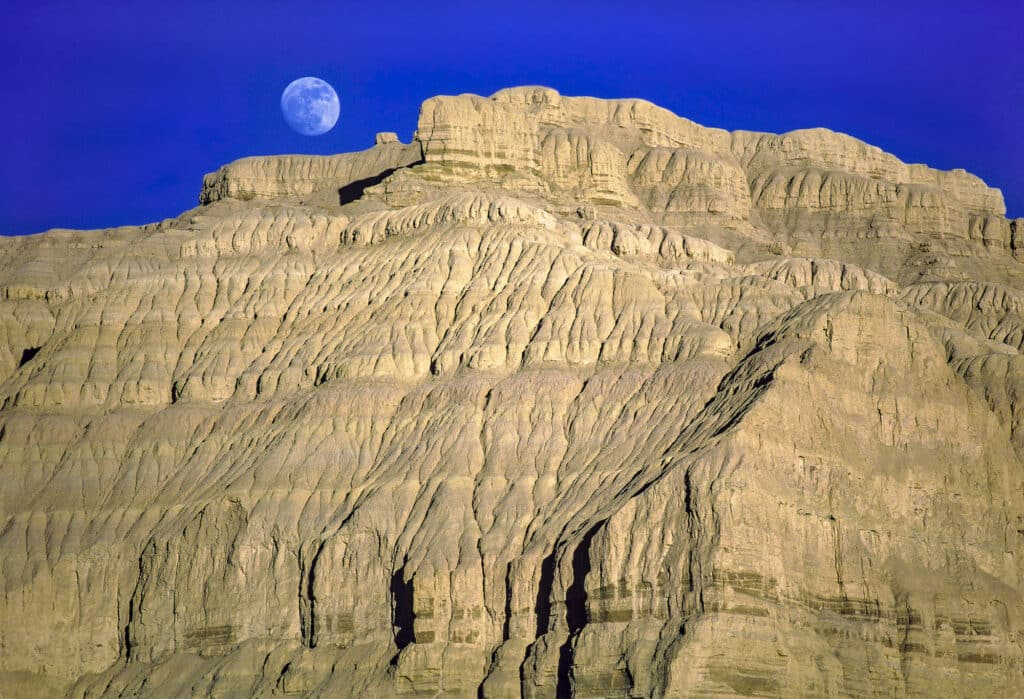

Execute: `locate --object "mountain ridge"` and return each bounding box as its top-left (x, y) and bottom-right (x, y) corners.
top-left (0, 86), bottom-right (1022, 698)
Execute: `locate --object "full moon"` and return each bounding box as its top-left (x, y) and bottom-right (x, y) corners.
top-left (280, 77), bottom-right (340, 136)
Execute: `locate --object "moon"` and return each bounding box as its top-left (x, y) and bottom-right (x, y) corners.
top-left (280, 77), bottom-right (340, 136)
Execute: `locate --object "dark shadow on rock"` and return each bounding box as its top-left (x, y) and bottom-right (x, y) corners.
top-left (516, 549), bottom-right (560, 698)
top-left (337, 157), bottom-right (423, 206)
top-left (338, 169), bottom-right (398, 206)
top-left (503, 561), bottom-right (514, 642)
top-left (19, 346), bottom-right (40, 367)
top-left (391, 567), bottom-right (415, 655)
top-left (557, 522), bottom-right (603, 697)
top-left (534, 551), bottom-right (557, 638)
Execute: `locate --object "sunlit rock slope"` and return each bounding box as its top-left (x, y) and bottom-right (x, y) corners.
top-left (2, 87), bottom-right (1023, 698)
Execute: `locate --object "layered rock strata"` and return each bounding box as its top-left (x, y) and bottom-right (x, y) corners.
top-left (1, 87), bottom-right (1022, 698)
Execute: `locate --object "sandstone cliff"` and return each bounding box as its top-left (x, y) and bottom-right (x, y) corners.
top-left (1, 87), bottom-right (1023, 698)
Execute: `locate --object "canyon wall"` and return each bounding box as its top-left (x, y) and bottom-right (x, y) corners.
top-left (1, 87), bottom-right (1022, 698)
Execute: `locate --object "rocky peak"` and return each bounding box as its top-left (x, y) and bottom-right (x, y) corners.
top-left (1, 87), bottom-right (1023, 698)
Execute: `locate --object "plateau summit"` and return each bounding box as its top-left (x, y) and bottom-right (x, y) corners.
top-left (1, 87), bottom-right (1023, 698)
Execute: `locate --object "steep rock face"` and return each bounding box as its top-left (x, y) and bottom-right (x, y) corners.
top-left (1, 87), bottom-right (1022, 698)
top-left (200, 140), bottom-right (423, 205)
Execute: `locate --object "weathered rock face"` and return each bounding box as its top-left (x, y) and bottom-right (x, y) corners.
top-left (1, 87), bottom-right (1022, 698)
top-left (200, 140), bottom-right (423, 205)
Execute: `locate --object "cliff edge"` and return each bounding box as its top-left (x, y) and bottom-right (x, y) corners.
top-left (1, 87), bottom-right (1022, 698)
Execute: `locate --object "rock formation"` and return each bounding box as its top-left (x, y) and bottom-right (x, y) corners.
top-left (1, 86), bottom-right (1023, 698)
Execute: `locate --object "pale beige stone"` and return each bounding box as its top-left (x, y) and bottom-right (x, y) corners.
top-left (1, 87), bottom-right (1022, 698)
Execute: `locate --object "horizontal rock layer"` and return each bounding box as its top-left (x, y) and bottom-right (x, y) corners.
top-left (1, 87), bottom-right (1022, 698)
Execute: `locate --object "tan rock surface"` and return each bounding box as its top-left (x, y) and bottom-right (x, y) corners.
top-left (1, 87), bottom-right (1022, 698)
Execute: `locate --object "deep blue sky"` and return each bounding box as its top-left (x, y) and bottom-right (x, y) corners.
top-left (1, 1), bottom-right (1021, 235)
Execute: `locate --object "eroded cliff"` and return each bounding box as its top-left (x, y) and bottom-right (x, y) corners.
top-left (1, 87), bottom-right (1022, 698)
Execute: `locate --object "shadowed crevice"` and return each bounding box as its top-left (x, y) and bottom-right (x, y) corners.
top-left (337, 158), bottom-right (424, 205)
top-left (517, 550), bottom-right (559, 695)
top-left (557, 522), bottom-right (603, 697)
top-left (478, 562), bottom-right (516, 699)
top-left (19, 346), bottom-right (40, 367)
top-left (391, 567), bottom-right (415, 654)
top-left (299, 541), bottom-right (325, 649)
top-left (503, 561), bottom-right (513, 641)
top-left (534, 552), bottom-right (557, 637)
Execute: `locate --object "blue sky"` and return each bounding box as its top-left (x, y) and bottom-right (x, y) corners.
top-left (1, 1), bottom-right (1021, 234)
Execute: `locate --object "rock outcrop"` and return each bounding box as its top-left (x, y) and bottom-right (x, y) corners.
top-left (1, 87), bottom-right (1022, 698)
